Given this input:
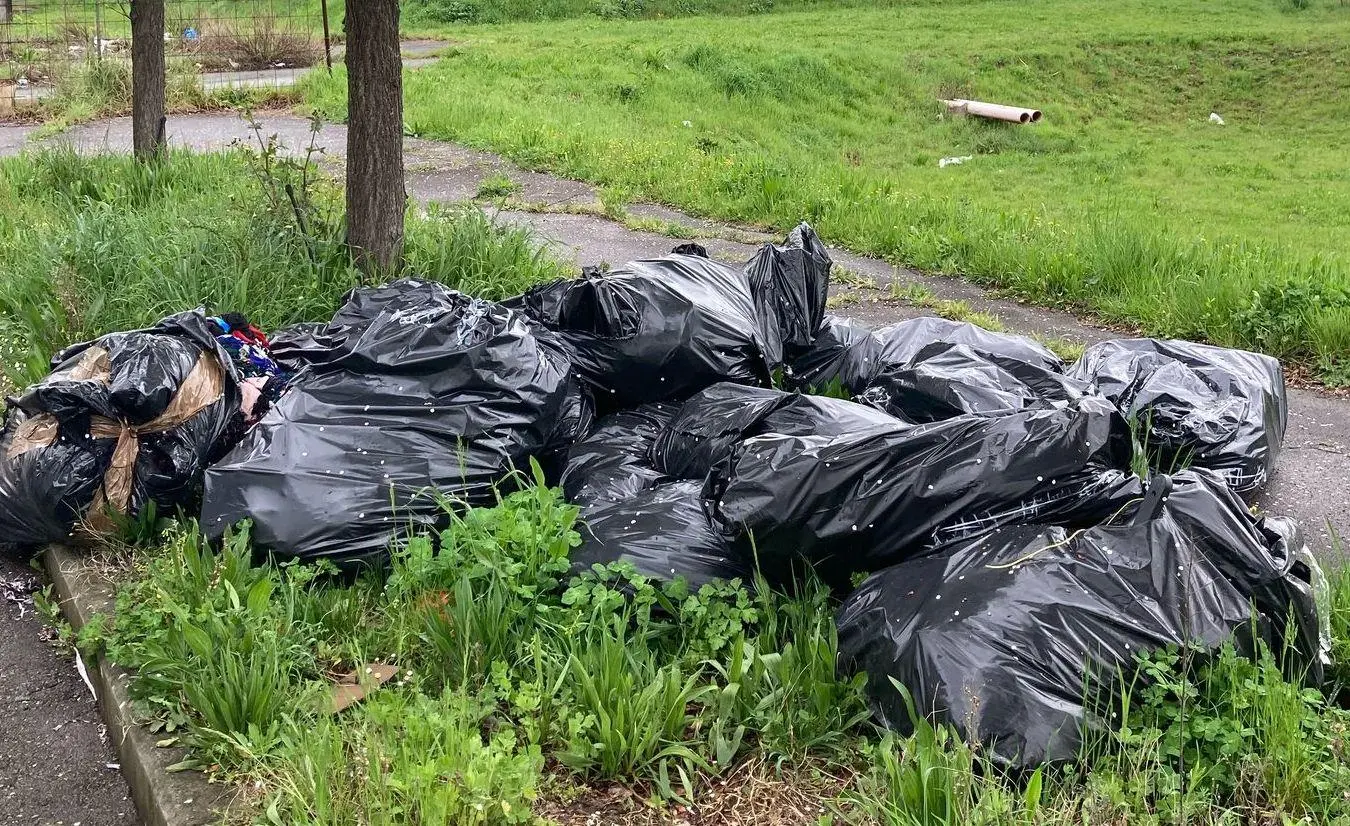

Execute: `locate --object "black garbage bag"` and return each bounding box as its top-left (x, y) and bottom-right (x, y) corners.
top-left (559, 402), bottom-right (678, 507)
top-left (650, 382), bottom-right (899, 481)
top-left (539, 374), bottom-right (597, 479)
top-left (1067, 338), bottom-right (1287, 494)
top-left (514, 254), bottom-right (779, 409)
top-left (783, 315), bottom-right (883, 395)
top-left (860, 342), bottom-right (1090, 424)
top-left (745, 223), bottom-right (831, 357)
top-left (571, 479), bottom-right (750, 588)
top-left (870, 317), bottom-right (1064, 374)
top-left (837, 470), bottom-right (1327, 770)
top-left (0, 311), bottom-right (244, 548)
top-left (201, 280), bottom-right (577, 567)
top-left (268, 322), bottom-right (334, 374)
top-left (671, 242), bottom-right (709, 258)
top-left (706, 395), bottom-right (1133, 585)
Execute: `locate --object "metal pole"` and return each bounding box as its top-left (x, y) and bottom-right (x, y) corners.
top-left (320, 0), bottom-right (332, 74)
top-left (93, 0), bottom-right (102, 63)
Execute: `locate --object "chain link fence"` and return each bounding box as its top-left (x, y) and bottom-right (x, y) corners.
top-left (1, 0), bottom-right (331, 115)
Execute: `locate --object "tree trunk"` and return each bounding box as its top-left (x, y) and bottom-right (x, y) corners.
top-left (130, 0), bottom-right (166, 160)
top-left (345, 0), bottom-right (405, 274)
top-left (1, 0), bottom-right (14, 25)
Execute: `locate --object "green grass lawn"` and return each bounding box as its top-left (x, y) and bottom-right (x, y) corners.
top-left (304, 0), bottom-right (1350, 380)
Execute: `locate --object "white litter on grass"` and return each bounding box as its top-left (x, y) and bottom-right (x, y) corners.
top-left (1209, 112), bottom-right (1225, 125)
top-left (74, 650), bottom-right (97, 700)
top-left (939, 155), bottom-right (974, 168)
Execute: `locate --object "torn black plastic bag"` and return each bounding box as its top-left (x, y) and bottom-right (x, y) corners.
top-left (837, 470), bottom-right (1327, 770)
top-left (571, 479), bottom-right (750, 588)
top-left (707, 396), bottom-right (1133, 585)
top-left (201, 280), bottom-right (576, 567)
top-left (860, 342), bottom-right (1090, 424)
top-left (744, 223), bottom-right (831, 357)
top-left (515, 255), bottom-right (779, 408)
top-left (783, 315), bottom-right (882, 395)
top-left (1068, 338), bottom-right (1286, 494)
top-left (0, 311), bottom-right (244, 548)
top-left (559, 402), bottom-right (678, 507)
top-left (650, 383), bottom-right (900, 481)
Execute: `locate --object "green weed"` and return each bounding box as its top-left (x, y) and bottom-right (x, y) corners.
top-left (476, 172), bottom-right (522, 199)
top-left (262, 690), bottom-right (542, 825)
top-left (83, 524), bottom-right (325, 770)
top-left (1086, 642), bottom-right (1350, 822)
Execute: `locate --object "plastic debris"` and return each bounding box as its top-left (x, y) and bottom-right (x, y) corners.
top-left (651, 382), bottom-right (896, 481)
top-left (0, 311), bottom-right (245, 548)
top-left (744, 224), bottom-right (832, 358)
top-left (201, 280), bottom-right (583, 568)
top-left (571, 480), bottom-right (750, 588)
top-left (1069, 338), bottom-right (1287, 494)
top-left (1209, 112), bottom-right (1225, 125)
top-left (1, 218), bottom-right (1317, 771)
top-left (514, 224), bottom-right (830, 409)
top-left (74, 649), bottom-right (97, 700)
top-left (560, 403), bottom-right (677, 507)
top-left (939, 155), bottom-right (974, 168)
top-left (838, 470), bottom-right (1326, 770)
top-left (514, 254), bottom-right (777, 408)
top-left (782, 314), bottom-right (882, 395)
top-left (707, 394), bottom-right (1134, 586)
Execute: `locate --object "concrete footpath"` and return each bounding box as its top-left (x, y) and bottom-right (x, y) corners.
top-left (0, 110), bottom-right (1346, 824)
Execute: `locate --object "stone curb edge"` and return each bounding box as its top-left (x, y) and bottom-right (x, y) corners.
top-left (45, 545), bottom-right (228, 826)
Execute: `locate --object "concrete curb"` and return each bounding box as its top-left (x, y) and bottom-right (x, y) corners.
top-left (45, 545), bottom-right (228, 826)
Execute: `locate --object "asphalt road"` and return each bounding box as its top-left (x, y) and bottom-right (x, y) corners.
top-left (0, 553), bottom-right (138, 826)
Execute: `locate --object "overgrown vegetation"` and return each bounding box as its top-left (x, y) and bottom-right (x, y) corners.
top-left (73, 472), bottom-right (1350, 824)
top-left (0, 141), bottom-right (564, 390)
top-left (306, 0), bottom-right (1350, 381)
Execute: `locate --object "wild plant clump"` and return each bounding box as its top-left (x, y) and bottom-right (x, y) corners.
top-left (78, 471), bottom-right (1350, 824)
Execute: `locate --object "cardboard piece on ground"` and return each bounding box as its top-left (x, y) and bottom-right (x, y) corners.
top-left (329, 663), bottom-right (399, 714)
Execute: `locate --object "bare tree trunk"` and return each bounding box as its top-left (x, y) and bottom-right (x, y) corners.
top-left (345, 0), bottom-right (405, 274)
top-left (1, 0), bottom-right (14, 25)
top-left (130, 0), bottom-right (165, 160)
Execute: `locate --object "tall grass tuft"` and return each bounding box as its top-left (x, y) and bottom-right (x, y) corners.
top-left (0, 149), bottom-right (566, 390)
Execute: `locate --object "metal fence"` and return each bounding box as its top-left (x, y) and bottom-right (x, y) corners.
top-left (1, 0), bottom-right (330, 112)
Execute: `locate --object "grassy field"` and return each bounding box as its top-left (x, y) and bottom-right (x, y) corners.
top-left (304, 0), bottom-right (1350, 380)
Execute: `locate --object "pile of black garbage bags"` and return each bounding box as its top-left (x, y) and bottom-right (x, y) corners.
top-left (0, 223), bottom-right (1324, 770)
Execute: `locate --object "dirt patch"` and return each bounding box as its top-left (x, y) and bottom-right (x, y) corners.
top-left (536, 761), bottom-right (858, 825)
